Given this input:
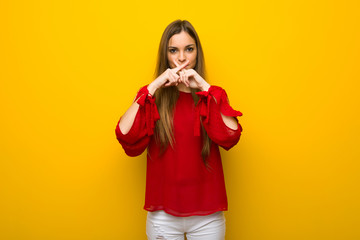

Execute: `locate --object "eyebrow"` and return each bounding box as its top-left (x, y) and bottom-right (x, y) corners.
top-left (168, 44), bottom-right (195, 49)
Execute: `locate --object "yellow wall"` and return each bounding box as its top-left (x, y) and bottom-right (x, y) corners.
top-left (1, 0), bottom-right (359, 239)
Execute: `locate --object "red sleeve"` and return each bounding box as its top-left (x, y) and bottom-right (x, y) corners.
top-left (195, 86), bottom-right (243, 150)
top-left (115, 85), bottom-right (160, 156)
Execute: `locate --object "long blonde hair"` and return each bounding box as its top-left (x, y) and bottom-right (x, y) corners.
top-left (153, 19), bottom-right (211, 163)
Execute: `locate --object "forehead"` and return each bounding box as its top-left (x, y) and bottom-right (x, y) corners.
top-left (168, 31), bottom-right (195, 47)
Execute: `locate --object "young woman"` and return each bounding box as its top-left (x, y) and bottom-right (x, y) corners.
top-left (115, 19), bottom-right (243, 240)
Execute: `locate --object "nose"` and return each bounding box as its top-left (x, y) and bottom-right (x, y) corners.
top-left (178, 51), bottom-right (186, 63)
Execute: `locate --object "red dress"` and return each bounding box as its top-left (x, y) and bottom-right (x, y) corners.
top-left (115, 85), bottom-right (243, 217)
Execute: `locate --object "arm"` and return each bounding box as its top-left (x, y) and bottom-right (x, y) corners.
top-left (199, 83), bottom-right (239, 130)
top-left (115, 117), bottom-right (151, 157)
top-left (118, 79), bottom-right (165, 135)
top-left (195, 86), bottom-right (243, 150)
top-left (116, 60), bottom-right (191, 155)
top-left (118, 99), bottom-right (141, 135)
top-left (115, 86), bottom-right (160, 156)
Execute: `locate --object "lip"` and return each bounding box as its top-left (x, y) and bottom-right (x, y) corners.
top-left (170, 60), bottom-right (192, 69)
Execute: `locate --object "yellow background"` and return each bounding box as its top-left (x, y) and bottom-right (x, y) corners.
top-left (1, 0), bottom-right (359, 239)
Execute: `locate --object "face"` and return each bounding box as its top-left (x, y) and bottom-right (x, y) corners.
top-left (167, 31), bottom-right (197, 69)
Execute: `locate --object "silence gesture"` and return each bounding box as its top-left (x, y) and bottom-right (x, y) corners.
top-left (174, 59), bottom-right (209, 91)
top-left (147, 60), bottom-right (190, 95)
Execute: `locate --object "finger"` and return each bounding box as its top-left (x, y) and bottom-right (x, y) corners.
top-left (183, 72), bottom-right (189, 87)
top-left (173, 59), bottom-right (180, 68)
top-left (165, 77), bottom-right (175, 87)
top-left (178, 70), bottom-right (184, 87)
top-left (179, 59), bottom-right (190, 71)
top-left (173, 59), bottom-right (190, 73)
top-left (173, 59), bottom-right (189, 70)
top-left (164, 72), bottom-right (176, 87)
top-left (171, 71), bottom-right (180, 82)
top-left (179, 70), bottom-right (184, 83)
top-left (177, 70), bottom-right (183, 84)
top-left (170, 74), bottom-right (178, 85)
top-left (179, 69), bottom-right (187, 86)
top-left (185, 73), bottom-right (189, 87)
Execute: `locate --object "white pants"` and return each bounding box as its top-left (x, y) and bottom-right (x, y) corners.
top-left (146, 210), bottom-right (226, 240)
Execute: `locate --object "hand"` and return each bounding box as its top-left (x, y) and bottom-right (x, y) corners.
top-left (147, 60), bottom-right (190, 95)
top-left (175, 61), bottom-right (210, 91)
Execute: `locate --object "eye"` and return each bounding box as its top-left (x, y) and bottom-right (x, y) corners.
top-left (169, 49), bottom-right (177, 53)
top-left (186, 47), bottom-right (194, 52)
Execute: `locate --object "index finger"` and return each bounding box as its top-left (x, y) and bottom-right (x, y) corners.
top-left (173, 59), bottom-right (190, 72)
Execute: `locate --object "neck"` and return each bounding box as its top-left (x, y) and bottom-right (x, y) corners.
top-left (176, 83), bottom-right (191, 93)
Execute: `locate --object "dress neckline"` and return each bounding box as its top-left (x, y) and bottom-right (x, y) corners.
top-left (178, 90), bottom-right (191, 94)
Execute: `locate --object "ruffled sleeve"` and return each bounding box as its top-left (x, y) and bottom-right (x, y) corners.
top-left (115, 85), bottom-right (160, 156)
top-left (135, 86), bottom-right (160, 136)
top-left (195, 85), bottom-right (243, 150)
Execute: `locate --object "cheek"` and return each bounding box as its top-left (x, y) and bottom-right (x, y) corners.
top-left (190, 53), bottom-right (197, 68)
top-left (167, 54), bottom-right (176, 68)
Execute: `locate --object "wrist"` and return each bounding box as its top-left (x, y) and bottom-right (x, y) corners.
top-left (147, 82), bottom-right (159, 95)
top-left (199, 81), bottom-right (210, 92)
